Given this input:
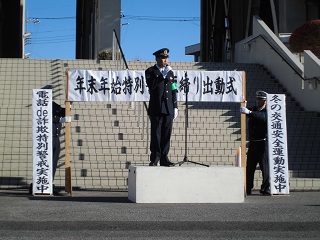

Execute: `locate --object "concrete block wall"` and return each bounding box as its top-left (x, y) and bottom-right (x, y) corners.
top-left (0, 58), bottom-right (319, 191)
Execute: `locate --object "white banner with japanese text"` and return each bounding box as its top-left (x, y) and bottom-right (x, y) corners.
top-left (32, 89), bottom-right (53, 195)
top-left (267, 94), bottom-right (289, 195)
top-left (68, 70), bottom-right (243, 102)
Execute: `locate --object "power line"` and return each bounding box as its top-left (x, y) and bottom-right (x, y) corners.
top-left (25, 14), bottom-right (200, 46)
top-left (31, 16), bottom-right (75, 20)
top-left (123, 15), bottom-right (200, 22)
top-left (30, 15), bottom-right (200, 22)
top-left (32, 34), bottom-right (75, 40)
top-left (30, 39), bottom-right (75, 45)
top-left (30, 29), bottom-right (76, 34)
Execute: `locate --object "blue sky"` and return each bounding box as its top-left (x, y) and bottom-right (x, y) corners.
top-left (25, 0), bottom-right (200, 62)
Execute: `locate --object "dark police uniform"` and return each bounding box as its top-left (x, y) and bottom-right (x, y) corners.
top-left (246, 91), bottom-right (270, 195)
top-left (145, 48), bottom-right (178, 166)
top-left (52, 101), bottom-right (65, 180)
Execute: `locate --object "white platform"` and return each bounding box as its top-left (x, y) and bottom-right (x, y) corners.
top-left (128, 165), bottom-right (244, 203)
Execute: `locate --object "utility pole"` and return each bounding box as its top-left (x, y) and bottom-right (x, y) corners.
top-left (24, 10), bottom-right (40, 59)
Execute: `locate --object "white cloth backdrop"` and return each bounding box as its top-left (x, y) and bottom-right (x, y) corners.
top-left (68, 70), bottom-right (244, 103)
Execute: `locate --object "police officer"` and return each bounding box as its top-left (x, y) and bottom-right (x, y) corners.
top-left (145, 48), bottom-right (178, 166)
top-left (52, 101), bottom-right (65, 180)
top-left (240, 90), bottom-right (270, 195)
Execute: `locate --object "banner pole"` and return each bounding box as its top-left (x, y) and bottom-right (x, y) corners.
top-left (65, 69), bottom-right (72, 195)
top-left (241, 71), bottom-right (247, 196)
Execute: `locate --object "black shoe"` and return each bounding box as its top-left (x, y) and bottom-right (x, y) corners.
top-left (246, 190), bottom-right (252, 195)
top-left (149, 161), bottom-right (157, 166)
top-left (29, 183), bottom-right (33, 195)
top-left (260, 189), bottom-right (270, 195)
top-left (160, 161), bottom-right (175, 167)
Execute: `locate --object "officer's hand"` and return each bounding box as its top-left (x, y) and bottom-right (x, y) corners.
top-left (60, 117), bottom-right (72, 123)
top-left (240, 106), bottom-right (251, 115)
top-left (173, 108), bottom-right (178, 120)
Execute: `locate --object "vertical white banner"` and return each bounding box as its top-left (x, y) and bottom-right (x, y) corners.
top-left (267, 94), bottom-right (289, 195)
top-left (32, 89), bottom-right (53, 195)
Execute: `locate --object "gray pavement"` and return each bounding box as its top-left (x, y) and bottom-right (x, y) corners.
top-left (0, 189), bottom-right (320, 239)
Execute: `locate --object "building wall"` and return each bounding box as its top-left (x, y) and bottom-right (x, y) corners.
top-left (76, 0), bottom-right (120, 59)
top-left (278, 0), bottom-right (306, 33)
top-left (95, 0), bottom-right (120, 56)
top-left (0, 0), bottom-right (24, 58)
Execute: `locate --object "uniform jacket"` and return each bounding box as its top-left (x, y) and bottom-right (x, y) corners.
top-left (247, 106), bottom-right (267, 141)
top-left (145, 65), bottom-right (178, 116)
top-left (52, 101), bottom-right (65, 137)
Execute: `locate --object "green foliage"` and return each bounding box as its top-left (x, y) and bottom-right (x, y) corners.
top-left (289, 20), bottom-right (320, 56)
top-left (98, 51), bottom-right (112, 60)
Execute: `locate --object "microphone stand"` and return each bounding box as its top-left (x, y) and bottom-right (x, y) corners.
top-left (176, 83), bottom-right (209, 167)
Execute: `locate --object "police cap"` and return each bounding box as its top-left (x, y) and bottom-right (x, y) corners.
top-left (256, 90), bottom-right (268, 100)
top-left (153, 48), bottom-right (169, 58)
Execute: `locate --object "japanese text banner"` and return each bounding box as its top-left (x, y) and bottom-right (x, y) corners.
top-left (267, 94), bottom-right (289, 195)
top-left (68, 69), bottom-right (243, 102)
top-left (32, 89), bottom-right (53, 195)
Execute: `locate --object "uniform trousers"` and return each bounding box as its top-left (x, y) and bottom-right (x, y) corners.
top-left (149, 114), bottom-right (173, 165)
top-left (52, 122), bottom-right (62, 180)
top-left (52, 136), bottom-right (60, 180)
top-left (246, 140), bottom-right (270, 192)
